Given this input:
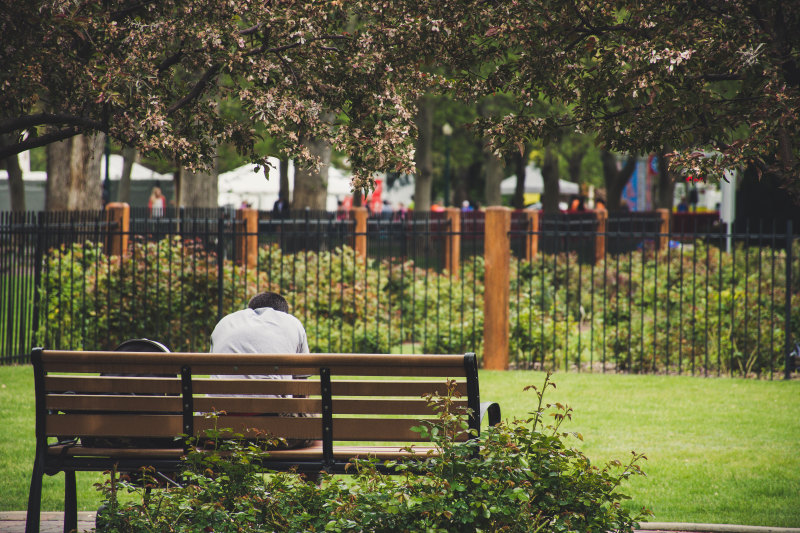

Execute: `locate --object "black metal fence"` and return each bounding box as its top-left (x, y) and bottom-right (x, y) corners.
top-left (508, 214), bottom-right (797, 378)
top-left (1, 208), bottom-right (797, 378)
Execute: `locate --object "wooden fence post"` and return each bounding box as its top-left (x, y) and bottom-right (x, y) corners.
top-left (235, 208), bottom-right (258, 269)
top-left (594, 209), bottom-right (607, 264)
top-left (445, 207), bottom-right (461, 277)
top-left (104, 202), bottom-right (129, 257)
top-left (525, 210), bottom-right (539, 262)
top-left (657, 208), bottom-right (670, 252)
top-left (483, 206), bottom-right (511, 370)
top-left (353, 207), bottom-right (368, 258)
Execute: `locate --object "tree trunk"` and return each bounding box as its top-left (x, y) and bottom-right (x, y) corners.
top-left (279, 158), bottom-right (290, 206)
top-left (566, 147), bottom-right (586, 183)
top-left (180, 165), bottom-right (217, 208)
top-left (413, 94), bottom-right (434, 212)
top-left (653, 151), bottom-right (677, 209)
top-left (1, 135), bottom-right (25, 211)
top-left (602, 151), bottom-right (636, 211)
top-left (483, 146), bottom-right (505, 206)
top-left (478, 96), bottom-right (506, 207)
top-left (118, 146), bottom-right (137, 204)
top-left (541, 145), bottom-right (560, 213)
top-left (45, 133), bottom-right (104, 211)
top-left (511, 146), bottom-right (530, 209)
top-left (293, 138), bottom-right (330, 210)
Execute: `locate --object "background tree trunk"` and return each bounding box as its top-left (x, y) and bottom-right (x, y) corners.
top-left (602, 151), bottom-right (636, 211)
top-left (45, 133), bottom-right (104, 211)
top-left (293, 138), bottom-right (330, 210)
top-left (118, 146), bottom-right (137, 204)
top-left (180, 166), bottom-right (218, 208)
top-left (653, 151), bottom-right (677, 209)
top-left (511, 146), bottom-right (530, 209)
top-left (479, 96), bottom-right (506, 206)
top-left (413, 94), bottom-right (433, 211)
top-left (483, 146), bottom-right (505, 206)
top-left (541, 145), bottom-right (560, 213)
top-left (179, 146), bottom-right (218, 208)
top-left (1, 135), bottom-right (25, 211)
top-left (279, 158), bottom-right (290, 206)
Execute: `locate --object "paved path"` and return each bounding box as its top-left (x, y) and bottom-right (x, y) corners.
top-left (0, 512), bottom-right (95, 533)
top-left (4, 512), bottom-right (800, 533)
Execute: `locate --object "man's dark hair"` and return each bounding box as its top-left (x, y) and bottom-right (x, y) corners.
top-left (248, 292), bottom-right (289, 313)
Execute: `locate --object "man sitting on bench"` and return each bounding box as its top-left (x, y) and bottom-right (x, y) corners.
top-left (209, 291), bottom-right (314, 449)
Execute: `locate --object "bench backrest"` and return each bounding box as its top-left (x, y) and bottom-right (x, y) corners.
top-left (33, 349), bottom-right (481, 451)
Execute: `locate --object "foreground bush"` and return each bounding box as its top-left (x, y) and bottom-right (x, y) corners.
top-left (97, 374), bottom-right (649, 532)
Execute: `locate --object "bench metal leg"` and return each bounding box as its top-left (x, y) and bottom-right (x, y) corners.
top-left (63, 471), bottom-right (77, 533)
top-left (25, 462), bottom-right (43, 533)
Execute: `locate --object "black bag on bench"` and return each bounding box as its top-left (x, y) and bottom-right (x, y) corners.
top-left (80, 338), bottom-right (180, 449)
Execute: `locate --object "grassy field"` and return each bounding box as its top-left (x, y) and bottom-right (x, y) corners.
top-left (2, 365), bottom-right (798, 527)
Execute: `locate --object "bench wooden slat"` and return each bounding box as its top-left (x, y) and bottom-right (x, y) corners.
top-left (40, 352), bottom-right (469, 377)
top-left (193, 416), bottom-right (439, 442)
top-left (329, 380), bottom-right (468, 397)
top-left (193, 379), bottom-right (320, 396)
top-left (46, 414), bottom-right (183, 438)
top-left (47, 446), bottom-right (184, 458)
top-left (330, 418), bottom-right (442, 441)
top-left (193, 379), bottom-right (467, 397)
top-left (47, 394), bottom-right (182, 412)
top-left (194, 415), bottom-right (322, 440)
top-left (46, 376), bottom-right (181, 395)
top-left (194, 397), bottom-right (464, 415)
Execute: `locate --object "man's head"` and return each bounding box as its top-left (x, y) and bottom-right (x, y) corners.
top-left (248, 292), bottom-right (289, 313)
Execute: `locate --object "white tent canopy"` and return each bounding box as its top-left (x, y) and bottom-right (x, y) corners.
top-left (500, 165), bottom-right (580, 196)
top-left (218, 159), bottom-right (352, 211)
top-left (101, 154), bottom-right (171, 182)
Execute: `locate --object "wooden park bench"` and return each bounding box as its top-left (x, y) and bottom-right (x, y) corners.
top-left (26, 347), bottom-right (501, 533)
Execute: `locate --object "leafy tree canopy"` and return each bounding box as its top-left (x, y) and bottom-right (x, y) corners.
top-left (0, 0), bottom-right (448, 189)
top-left (443, 0), bottom-right (800, 191)
top-left (2, 0), bottom-right (799, 193)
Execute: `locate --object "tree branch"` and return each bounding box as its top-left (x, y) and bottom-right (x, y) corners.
top-left (0, 127), bottom-right (82, 160)
top-left (166, 64), bottom-right (221, 115)
top-left (0, 113), bottom-right (103, 136)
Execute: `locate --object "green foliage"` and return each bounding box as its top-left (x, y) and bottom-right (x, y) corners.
top-left (36, 238), bottom-right (266, 351)
top-left (36, 239), bottom-right (484, 355)
top-left (509, 240), bottom-right (799, 376)
top-left (96, 374), bottom-right (649, 532)
top-left (37, 237), bottom-right (796, 377)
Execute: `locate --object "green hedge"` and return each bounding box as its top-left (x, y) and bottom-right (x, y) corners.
top-left (36, 237), bottom-right (798, 376)
top-left (96, 374), bottom-right (649, 533)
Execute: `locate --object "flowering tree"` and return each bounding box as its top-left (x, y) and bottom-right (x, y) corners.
top-left (0, 0), bottom-right (448, 193)
top-left (441, 0), bottom-right (800, 192)
top-left (3, 0), bottom-right (798, 202)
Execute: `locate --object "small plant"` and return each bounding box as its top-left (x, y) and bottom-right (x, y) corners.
top-left (96, 373), bottom-right (649, 532)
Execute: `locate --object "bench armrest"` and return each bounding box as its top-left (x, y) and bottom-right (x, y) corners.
top-left (479, 401), bottom-right (501, 427)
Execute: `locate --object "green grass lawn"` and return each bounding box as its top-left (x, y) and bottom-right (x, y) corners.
top-left (2, 365), bottom-right (798, 527)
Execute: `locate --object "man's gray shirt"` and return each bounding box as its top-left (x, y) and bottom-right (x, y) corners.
top-left (209, 307), bottom-right (309, 394)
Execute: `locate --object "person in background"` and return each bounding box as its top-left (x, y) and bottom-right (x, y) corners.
top-left (273, 195), bottom-right (290, 218)
top-left (148, 186), bottom-right (166, 217)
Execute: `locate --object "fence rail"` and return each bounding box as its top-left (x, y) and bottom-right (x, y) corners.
top-left (1, 206), bottom-right (797, 378)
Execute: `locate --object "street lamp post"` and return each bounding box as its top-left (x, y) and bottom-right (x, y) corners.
top-left (103, 134), bottom-right (111, 207)
top-left (442, 122), bottom-right (453, 207)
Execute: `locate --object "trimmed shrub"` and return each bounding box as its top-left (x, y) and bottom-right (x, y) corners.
top-left (96, 374), bottom-right (649, 532)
